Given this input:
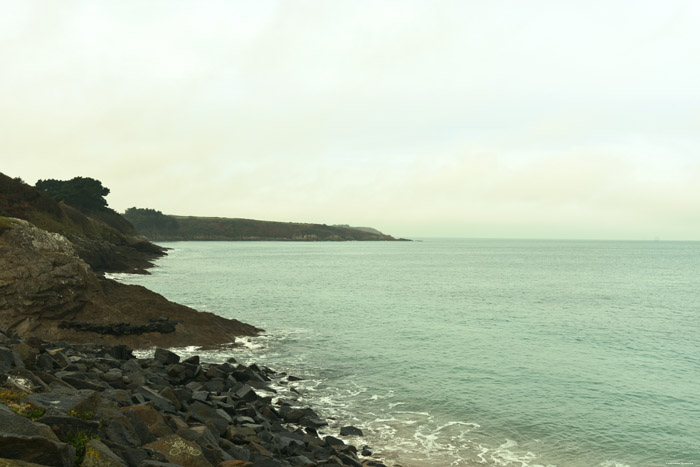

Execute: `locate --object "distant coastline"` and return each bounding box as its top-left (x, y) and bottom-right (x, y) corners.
top-left (123, 207), bottom-right (410, 242)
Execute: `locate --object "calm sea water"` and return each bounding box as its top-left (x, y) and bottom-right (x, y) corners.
top-left (115, 239), bottom-right (700, 467)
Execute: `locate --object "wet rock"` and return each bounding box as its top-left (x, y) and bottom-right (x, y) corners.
top-left (339, 426), bottom-right (363, 437)
top-left (154, 348), bottom-right (180, 365)
top-left (324, 436), bottom-right (345, 447)
top-left (0, 334), bottom-right (372, 467)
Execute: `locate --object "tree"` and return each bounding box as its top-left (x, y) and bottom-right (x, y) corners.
top-left (123, 207), bottom-right (179, 235)
top-left (35, 177), bottom-right (111, 212)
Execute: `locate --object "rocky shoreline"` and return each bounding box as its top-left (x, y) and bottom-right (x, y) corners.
top-left (0, 174), bottom-right (396, 466)
top-left (0, 218), bottom-right (260, 348)
top-left (0, 329), bottom-right (388, 467)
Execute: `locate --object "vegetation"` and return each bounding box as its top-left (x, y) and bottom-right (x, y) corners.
top-left (62, 430), bottom-right (99, 465)
top-left (123, 208), bottom-right (399, 241)
top-left (67, 409), bottom-right (95, 420)
top-left (35, 177), bottom-right (111, 212)
top-left (0, 173), bottom-right (135, 239)
top-left (0, 389), bottom-right (46, 420)
top-left (124, 207), bottom-right (179, 238)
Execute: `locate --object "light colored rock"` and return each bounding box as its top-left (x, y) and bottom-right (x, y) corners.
top-left (143, 434), bottom-right (214, 467)
top-left (81, 439), bottom-right (127, 467)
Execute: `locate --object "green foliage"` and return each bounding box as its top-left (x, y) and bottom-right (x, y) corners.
top-left (123, 207), bottom-right (179, 238)
top-left (123, 210), bottom-right (395, 241)
top-left (35, 177), bottom-right (111, 212)
top-left (0, 389), bottom-right (46, 420)
top-left (62, 430), bottom-right (99, 465)
top-left (67, 409), bottom-right (95, 420)
top-left (0, 216), bottom-right (20, 234)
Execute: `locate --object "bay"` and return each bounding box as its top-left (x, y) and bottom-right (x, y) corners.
top-left (115, 239), bottom-right (700, 467)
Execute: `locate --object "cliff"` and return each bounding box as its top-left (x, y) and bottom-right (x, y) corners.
top-left (0, 173), bottom-right (261, 347)
top-left (0, 217), bottom-right (260, 347)
top-left (0, 174), bottom-right (163, 274)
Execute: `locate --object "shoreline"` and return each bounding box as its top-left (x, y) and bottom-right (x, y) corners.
top-left (0, 328), bottom-right (391, 467)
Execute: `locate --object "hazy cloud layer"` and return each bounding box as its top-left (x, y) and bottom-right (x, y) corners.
top-left (2, 1), bottom-right (699, 239)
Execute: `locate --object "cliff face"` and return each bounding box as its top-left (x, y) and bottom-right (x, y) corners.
top-left (0, 174), bottom-right (165, 273)
top-left (0, 218), bottom-right (97, 332)
top-left (0, 217), bottom-right (260, 347)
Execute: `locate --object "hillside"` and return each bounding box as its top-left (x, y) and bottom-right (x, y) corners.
top-left (124, 207), bottom-right (407, 241)
top-left (0, 172), bottom-right (261, 346)
top-left (0, 173), bottom-right (163, 273)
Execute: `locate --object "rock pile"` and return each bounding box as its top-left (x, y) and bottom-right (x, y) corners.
top-left (0, 329), bottom-right (386, 467)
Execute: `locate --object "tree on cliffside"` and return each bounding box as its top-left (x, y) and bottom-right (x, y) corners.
top-left (123, 207), bottom-right (179, 237)
top-left (36, 177), bottom-right (111, 212)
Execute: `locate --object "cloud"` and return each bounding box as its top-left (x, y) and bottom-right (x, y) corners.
top-left (2, 1), bottom-right (700, 239)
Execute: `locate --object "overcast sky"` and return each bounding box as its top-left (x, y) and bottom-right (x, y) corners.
top-left (2, 1), bottom-right (699, 239)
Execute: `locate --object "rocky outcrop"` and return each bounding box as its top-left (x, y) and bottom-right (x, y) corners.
top-left (0, 218), bottom-right (260, 348)
top-left (0, 219), bottom-right (99, 334)
top-left (0, 331), bottom-right (384, 467)
top-left (0, 173), bottom-right (166, 274)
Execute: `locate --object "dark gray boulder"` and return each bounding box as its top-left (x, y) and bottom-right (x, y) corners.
top-left (0, 434), bottom-right (75, 466)
top-left (339, 425), bottom-right (363, 437)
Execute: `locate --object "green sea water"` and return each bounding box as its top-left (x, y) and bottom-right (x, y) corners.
top-left (116, 239), bottom-right (700, 466)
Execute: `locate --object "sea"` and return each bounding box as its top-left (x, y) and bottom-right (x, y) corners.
top-left (112, 239), bottom-right (700, 467)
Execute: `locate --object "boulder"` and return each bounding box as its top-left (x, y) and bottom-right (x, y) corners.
top-left (122, 405), bottom-right (173, 439)
top-left (143, 434), bottom-right (214, 467)
top-left (24, 388), bottom-right (101, 414)
top-left (153, 348), bottom-right (180, 365)
top-left (339, 426), bottom-right (363, 437)
top-left (0, 405), bottom-right (58, 440)
top-left (81, 439), bottom-right (127, 466)
top-left (0, 434), bottom-right (75, 467)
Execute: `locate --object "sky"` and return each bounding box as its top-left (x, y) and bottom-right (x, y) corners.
top-left (2, 1), bottom-right (699, 240)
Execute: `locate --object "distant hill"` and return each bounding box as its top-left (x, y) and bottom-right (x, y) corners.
top-left (333, 224), bottom-right (384, 235)
top-left (124, 208), bottom-right (407, 241)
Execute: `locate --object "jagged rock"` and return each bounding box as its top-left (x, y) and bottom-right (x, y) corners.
top-left (186, 401), bottom-right (229, 435)
top-left (0, 347), bottom-right (24, 370)
top-left (0, 336), bottom-right (375, 467)
top-left (37, 412), bottom-right (100, 440)
top-left (143, 434), bottom-right (214, 467)
top-left (81, 439), bottom-right (127, 467)
top-left (0, 458), bottom-right (49, 466)
top-left (0, 434), bottom-right (75, 467)
top-left (0, 219), bottom-right (97, 336)
top-left (122, 405), bottom-right (173, 439)
top-left (154, 348), bottom-right (180, 365)
top-left (0, 405), bottom-right (58, 441)
top-left (339, 426), bottom-right (363, 437)
top-left (24, 388), bottom-right (101, 414)
top-left (0, 217), bottom-right (260, 348)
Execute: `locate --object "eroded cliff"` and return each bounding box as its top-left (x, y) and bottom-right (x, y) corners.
top-left (0, 217), bottom-right (260, 347)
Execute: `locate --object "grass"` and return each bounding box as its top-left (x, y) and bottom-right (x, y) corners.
top-left (67, 409), bottom-right (95, 420)
top-left (62, 430), bottom-right (99, 465)
top-left (0, 389), bottom-right (46, 420)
